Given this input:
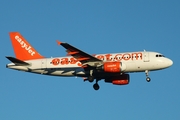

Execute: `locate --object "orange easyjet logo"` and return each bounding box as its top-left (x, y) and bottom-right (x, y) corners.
top-left (51, 52), bottom-right (142, 66)
top-left (15, 35), bottom-right (35, 56)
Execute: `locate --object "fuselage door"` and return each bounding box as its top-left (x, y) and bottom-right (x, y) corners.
top-left (144, 52), bottom-right (149, 62)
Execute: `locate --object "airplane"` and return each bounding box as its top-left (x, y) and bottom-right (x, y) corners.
top-left (6, 32), bottom-right (173, 90)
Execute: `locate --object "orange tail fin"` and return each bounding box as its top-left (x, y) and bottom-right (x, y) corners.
top-left (9, 32), bottom-right (44, 60)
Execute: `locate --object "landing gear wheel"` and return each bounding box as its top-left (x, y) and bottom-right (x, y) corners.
top-left (146, 77), bottom-right (151, 82)
top-left (88, 76), bottom-right (94, 82)
top-left (145, 70), bottom-right (151, 82)
top-left (93, 83), bottom-right (100, 90)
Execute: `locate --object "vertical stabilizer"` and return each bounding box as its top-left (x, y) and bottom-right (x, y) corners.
top-left (9, 32), bottom-right (44, 60)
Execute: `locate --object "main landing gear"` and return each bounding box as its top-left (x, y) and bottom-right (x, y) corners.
top-left (88, 76), bottom-right (94, 82)
top-left (86, 70), bottom-right (100, 90)
top-left (87, 76), bottom-right (100, 90)
top-left (87, 69), bottom-right (94, 82)
top-left (145, 70), bottom-right (151, 82)
top-left (93, 80), bottom-right (100, 90)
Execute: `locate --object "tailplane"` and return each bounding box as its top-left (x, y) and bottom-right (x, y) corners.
top-left (9, 32), bottom-right (44, 60)
top-left (6, 56), bottom-right (30, 66)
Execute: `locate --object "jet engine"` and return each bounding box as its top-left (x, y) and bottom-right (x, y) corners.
top-left (97, 62), bottom-right (126, 73)
top-left (105, 74), bottom-right (130, 85)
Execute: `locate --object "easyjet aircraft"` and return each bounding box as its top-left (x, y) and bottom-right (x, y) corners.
top-left (6, 32), bottom-right (173, 90)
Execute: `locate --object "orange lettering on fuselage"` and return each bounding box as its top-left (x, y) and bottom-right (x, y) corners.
top-left (51, 52), bottom-right (143, 66)
top-left (61, 58), bottom-right (69, 65)
top-left (132, 52), bottom-right (142, 60)
top-left (51, 58), bottom-right (82, 66)
top-left (96, 52), bottom-right (142, 61)
top-left (105, 54), bottom-right (112, 61)
top-left (70, 57), bottom-right (77, 64)
top-left (122, 53), bottom-right (131, 61)
top-left (114, 54), bottom-right (123, 61)
top-left (97, 55), bottom-right (104, 60)
top-left (52, 58), bottom-right (60, 65)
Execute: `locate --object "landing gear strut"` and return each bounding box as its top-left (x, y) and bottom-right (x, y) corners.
top-left (88, 70), bottom-right (94, 82)
top-left (86, 69), bottom-right (100, 90)
top-left (88, 76), bottom-right (94, 82)
top-left (93, 79), bottom-right (100, 90)
top-left (145, 70), bottom-right (151, 82)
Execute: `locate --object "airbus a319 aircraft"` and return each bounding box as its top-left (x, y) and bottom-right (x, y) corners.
top-left (6, 32), bottom-right (173, 90)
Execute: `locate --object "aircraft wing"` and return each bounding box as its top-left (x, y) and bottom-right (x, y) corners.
top-left (57, 41), bottom-right (102, 67)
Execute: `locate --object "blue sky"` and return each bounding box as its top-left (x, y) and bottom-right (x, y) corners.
top-left (0, 0), bottom-right (180, 120)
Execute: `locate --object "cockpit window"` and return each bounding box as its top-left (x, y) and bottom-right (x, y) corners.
top-left (156, 54), bottom-right (165, 57)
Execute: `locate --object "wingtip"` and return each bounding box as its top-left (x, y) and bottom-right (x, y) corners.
top-left (56, 40), bottom-right (62, 45)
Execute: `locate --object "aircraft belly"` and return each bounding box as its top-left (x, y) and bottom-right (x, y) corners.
top-left (49, 71), bottom-right (75, 76)
top-left (75, 68), bottom-right (86, 75)
top-left (44, 68), bottom-right (85, 76)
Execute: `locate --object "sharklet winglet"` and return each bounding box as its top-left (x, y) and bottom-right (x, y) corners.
top-left (56, 40), bottom-right (62, 45)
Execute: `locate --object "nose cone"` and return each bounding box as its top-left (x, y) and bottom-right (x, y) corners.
top-left (166, 58), bottom-right (173, 67)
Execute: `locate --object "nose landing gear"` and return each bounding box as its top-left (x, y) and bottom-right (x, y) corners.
top-left (146, 77), bottom-right (151, 82)
top-left (145, 70), bottom-right (151, 82)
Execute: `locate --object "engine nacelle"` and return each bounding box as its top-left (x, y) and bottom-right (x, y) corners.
top-left (98, 62), bottom-right (126, 73)
top-left (105, 74), bottom-right (130, 85)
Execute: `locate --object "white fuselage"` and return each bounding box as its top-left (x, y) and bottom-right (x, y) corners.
top-left (7, 51), bottom-right (173, 77)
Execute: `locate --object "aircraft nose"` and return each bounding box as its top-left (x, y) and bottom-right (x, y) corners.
top-left (166, 58), bottom-right (173, 67)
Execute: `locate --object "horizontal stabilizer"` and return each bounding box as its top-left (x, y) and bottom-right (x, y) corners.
top-left (6, 56), bottom-right (30, 66)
